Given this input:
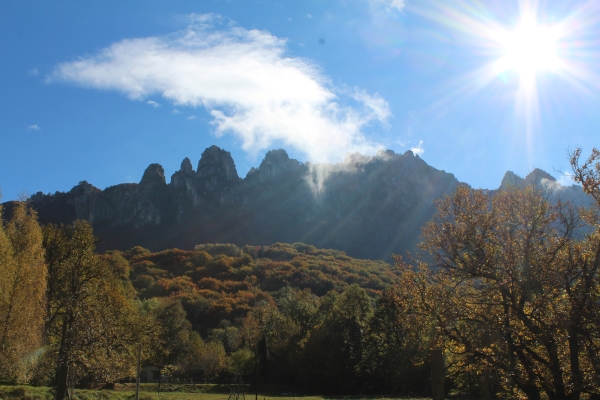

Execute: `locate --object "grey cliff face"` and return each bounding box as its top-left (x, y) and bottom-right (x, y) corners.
top-left (15, 145), bottom-right (594, 260)
top-left (19, 145), bottom-right (461, 259)
top-left (171, 158), bottom-right (200, 217)
top-left (62, 163), bottom-right (173, 228)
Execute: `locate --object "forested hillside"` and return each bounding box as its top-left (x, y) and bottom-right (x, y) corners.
top-left (126, 242), bottom-right (399, 332)
top-left (1, 207), bottom-right (429, 396)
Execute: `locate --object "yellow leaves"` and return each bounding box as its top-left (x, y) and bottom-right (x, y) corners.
top-left (403, 181), bottom-right (600, 398)
top-left (0, 202), bottom-right (46, 383)
top-left (570, 147), bottom-right (600, 203)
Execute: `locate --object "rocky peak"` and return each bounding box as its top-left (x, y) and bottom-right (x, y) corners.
top-left (197, 145), bottom-right (239, 182)
top-left (262, 149), bottom-right (290, 165)
top-left (524, 168), bottom-right (556, 186)
top-left (377, 149), bottom-right (396, 159)
top-left (140, 164), bottom-right (167, 186)
top-left (69, 180), bottom-right (101, 196)
top-left (500, 171), bottom-right (523, 189)
top-left (344, 152), bottom-right (375, 167)
top-left (256, 149), bottom-right (303, 181)
top-left (180, 157), bottom-right (194, 175)
top-left (500, 169), bottom-right (560, 190)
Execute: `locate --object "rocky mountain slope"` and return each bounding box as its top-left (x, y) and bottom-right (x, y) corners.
top-left (499, 168), bottom-right (594, 208)
top-left (6, 146), bottom-right (592, 260)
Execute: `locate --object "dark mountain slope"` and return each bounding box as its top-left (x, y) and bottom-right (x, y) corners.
top-left (14, 146), bottom-right (459, 260)
top-left (9, 146), bottom-right (591, 260)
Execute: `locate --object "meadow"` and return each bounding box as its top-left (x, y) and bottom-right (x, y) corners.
top-left (0, 384), bottom-right (426, 400)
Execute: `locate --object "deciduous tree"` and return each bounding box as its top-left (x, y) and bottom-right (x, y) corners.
top-left (0, 202), bottom-right (46, 382)
top-left (396, 184), bottom-right (600, 399)
top-left (43, 221), bottom-right (143, 398)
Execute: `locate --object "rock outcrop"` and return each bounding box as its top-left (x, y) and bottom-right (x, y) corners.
top-left (499, 169), bottom-right (593, 208)
top-left (18, 146), bottom-right (592, 260)
top-left (17, 146), bottom-right (464, 260)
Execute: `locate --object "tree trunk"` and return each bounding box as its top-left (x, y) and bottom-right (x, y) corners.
top-left (54, 314), bottom-right (71, 400)
top-left (54, 364), bottom-right (69, 400)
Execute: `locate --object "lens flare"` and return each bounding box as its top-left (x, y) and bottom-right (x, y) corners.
top-left (498, 21), bottom-right (560, 79)
top-left (408, 0), bottom-right (599, 166)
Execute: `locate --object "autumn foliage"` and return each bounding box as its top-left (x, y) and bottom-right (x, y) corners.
top-left (391, 149), bottom-right (600, 399)
top-left (1, 148), bottom-right (600, 399)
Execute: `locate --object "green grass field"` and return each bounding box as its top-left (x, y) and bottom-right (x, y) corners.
top-left (0, 384), bottom-right (429, 400)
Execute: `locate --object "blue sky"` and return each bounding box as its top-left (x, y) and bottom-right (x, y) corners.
top-left (2, 0), bottom-right (600, 201)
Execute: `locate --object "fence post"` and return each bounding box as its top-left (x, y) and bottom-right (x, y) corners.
top-left (430, 348), bottom-right (444, 400)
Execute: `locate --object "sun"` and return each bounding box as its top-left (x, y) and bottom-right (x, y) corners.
top-left (497, 20), bottom-right (560, 81)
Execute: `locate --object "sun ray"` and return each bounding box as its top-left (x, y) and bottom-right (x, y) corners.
top-left (407, 0), bottom-right (600, 167)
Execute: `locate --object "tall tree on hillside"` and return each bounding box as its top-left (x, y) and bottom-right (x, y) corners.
top-left (43, 221), bottom-right (144, 399)
top-left (0, 201), bottom-right (46, 382)
top-left (396, 184), bottom-right (600, 399)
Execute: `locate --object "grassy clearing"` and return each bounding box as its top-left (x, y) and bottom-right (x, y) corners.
top-left (0, 385), bottom-right (428, 400)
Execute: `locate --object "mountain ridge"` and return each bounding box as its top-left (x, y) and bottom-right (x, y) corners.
top-left (5, 146), bottom-right (592, 260)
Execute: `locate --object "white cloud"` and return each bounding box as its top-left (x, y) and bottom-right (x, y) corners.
top-left (306, 13), bottom-right (314, 18)
top-left (188, 115), bottom-right (197, 120)
top-left (48, 15), bottom-right (390, 165)
top-left (172, 109), bottom-right (180, 114)
top-left (411, 140), bottom-right (424, 155)
top-left (368, 0), bottom-right (406, 12)
top-left (352, 89), bottom-right (391, 124)
top-left (27, 124), bottom-right (41, 131)
top-left (147, 100), bottom-right (161, 108)
top-left (557, 172), bottom-right (575, 187)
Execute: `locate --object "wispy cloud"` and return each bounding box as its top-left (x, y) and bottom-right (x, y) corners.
top-left (47, 13), bottom-right (390, 180)
top-left (411, 140), bottom-right (424, 155)
top-left (557, 172), bottom-right (575, 187)
top-left (27, 124), bottom-right (41, 131)
top-left (172, 109), bottom-right (180, 114)
top-left (147, 100), bottom-right (161, 108)
top-left (368, 0), bottom-right (406, 13)
top-left (187, 115), bottom-right (196, 120)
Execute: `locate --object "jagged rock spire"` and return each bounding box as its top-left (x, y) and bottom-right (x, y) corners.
top-left (140, 164), bottom-right (166, 186)
top-left (180, 157), bottom-right (194, 174)
top-left (197, 145), bottom-right (239, 182)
